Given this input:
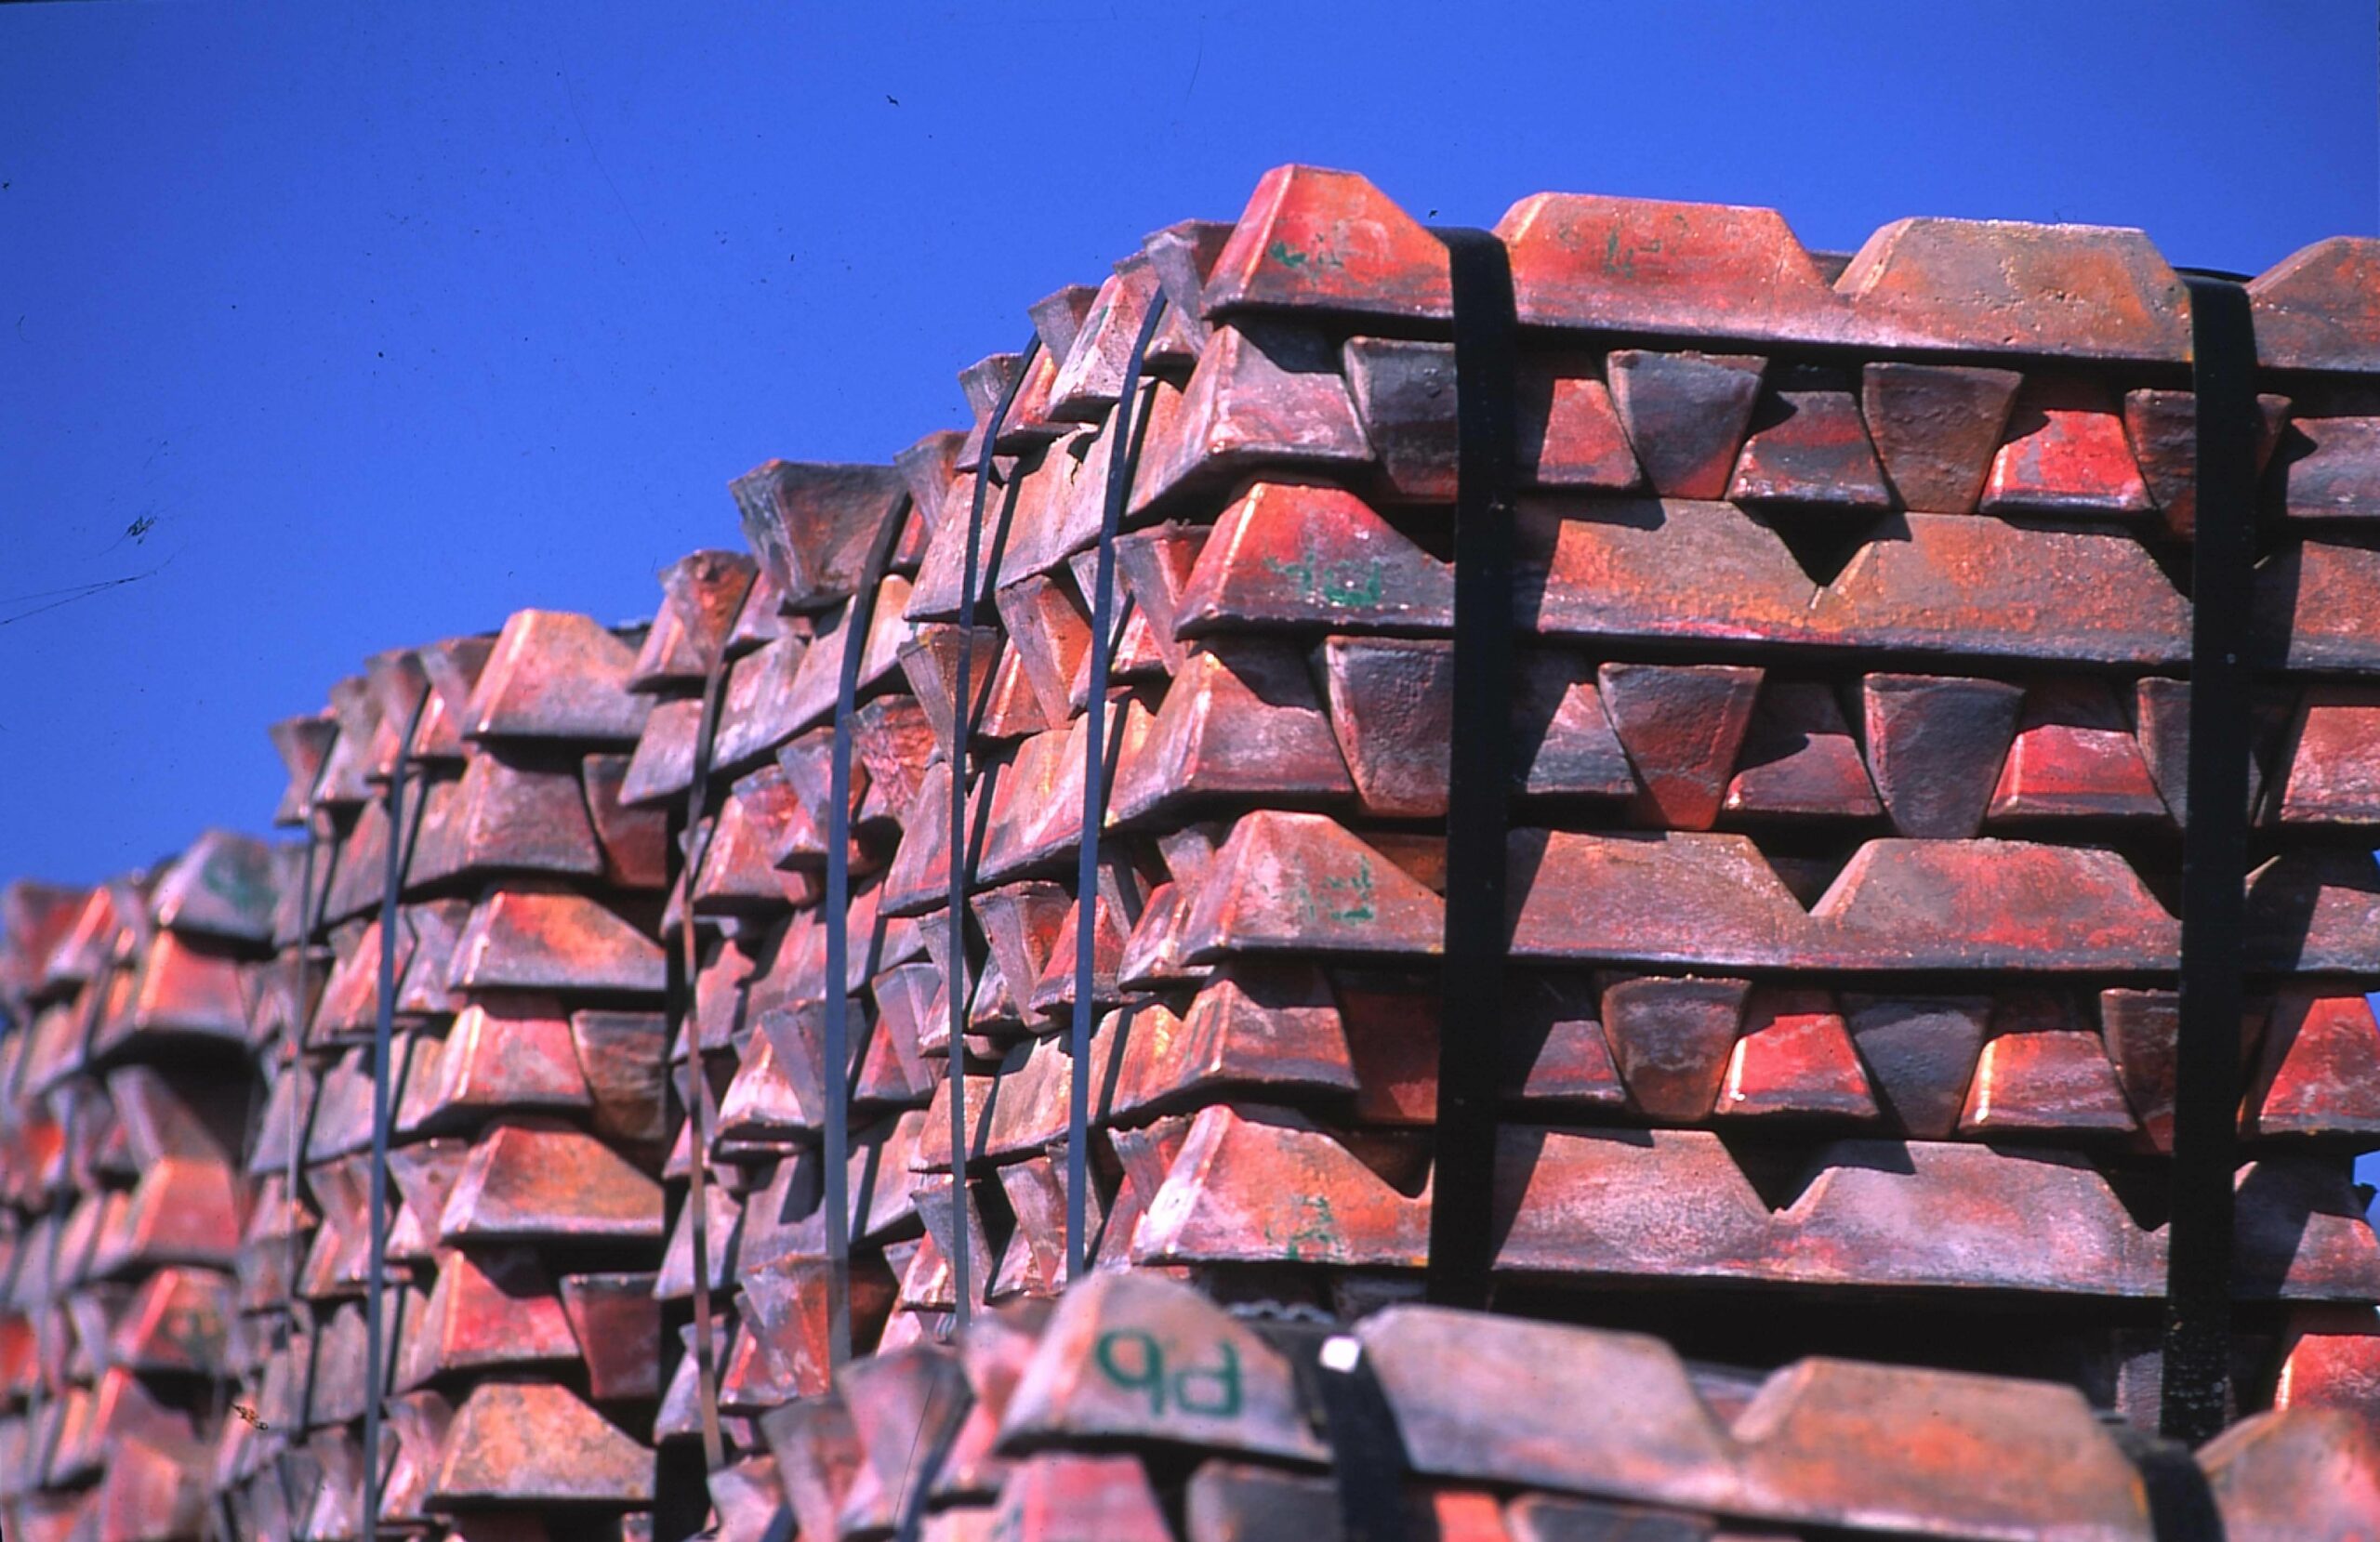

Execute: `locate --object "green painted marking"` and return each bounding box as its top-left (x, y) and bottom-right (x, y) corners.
top-left (1268, 239), bottom-right (1309, 270)
top-left (1262, 549), bottom-right (1384, 610)
top-left (1322, 861), bottom-right (1376, 923)
top-left (1091, 1328), bottom-right (1245, 1418)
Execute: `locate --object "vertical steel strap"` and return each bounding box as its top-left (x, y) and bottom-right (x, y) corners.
top-left (944, 337), bottom-right (1041, 1330)
top-left (2160, 274), bottom-right (2259, 1444)
top-left (1064, 292), bottom-right (1170, 1281)
top-left (681, 652), bottom-right (733, 1472)
top-left (363, 687), bottom-right (429, 1538)
top-left (1423, 229), bottom-right (1520, 1311)
top-left (823, 488), bottom-right (915, 1365)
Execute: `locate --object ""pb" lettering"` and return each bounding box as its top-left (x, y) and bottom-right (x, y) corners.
top-left (1091, 1329), bottom-right (1245, 1418)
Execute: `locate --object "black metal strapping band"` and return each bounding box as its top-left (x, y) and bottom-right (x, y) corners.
top-left (363, 686), bottom-right (430, 1538)
top-left (1424, 228), bottom-right (1521, 1311)
top-left (824, 487), bottom-right (916, 1368)
top-left (2109, 1421), bottom-right (2226, 1541)
top-left (273, 794), bottom-right (324, 1523)
top-left (2160, 273), bottom-right (2260, 1446)
top-left (1065, 291), bottom-right (1170, 1281)
top-left (945, 335), bottom-right (1043, 1331)
top-left (1261, 1321), bottom-right (1412, 1542)
top-left (680, 648), bottom-right (734, 1472)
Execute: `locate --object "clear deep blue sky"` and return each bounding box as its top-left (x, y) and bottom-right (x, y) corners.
top-left (2, 0), bottom-right (2374, 885)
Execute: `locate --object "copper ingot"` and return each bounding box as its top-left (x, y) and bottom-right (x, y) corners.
top-left (894, 428), bottom-right (966, 547)
top-left (707, 1452), bottom-right (790, 1542)
top-left (449, 884), bottom-right (665, 995)
top-left (1606, 349), bottom-right (1767, 500)
top-left (377, 1388), bottom-right (455, 1525)
top-left (654, 1176), bottom-right (739, 1302)
top-left (995, 1454), bottom-right (1172, 1542)
top-left (1596, 662), bottom-right (1763, 832)
top-left (382, 1138), bottom-right (468, 1264)
top-left (620, 693), bottom-right (704, 810)
top-left (438, 1118), bottom-right (664, 1245)
top-left (2123, 389), bottom-right (2286, 537)
top-left (90, 1432), bottom-right (207, 1542)
top-left (1978, 378), bottom-right (2152, 517)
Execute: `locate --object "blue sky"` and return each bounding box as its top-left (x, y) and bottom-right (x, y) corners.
top-left (2, 0), bottom-right (2373, 885)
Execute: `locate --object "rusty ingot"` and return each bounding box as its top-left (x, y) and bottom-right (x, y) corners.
top-left (437, 1118), bottom-right (665, 1245)
top-left (996, 1271), bottom-right (1325, 1464)
top-left (267, 712), bottom-right (338, 827)
top-left (107, 1267), bottom-right (231, 1376)
top-left (147, 829), bottom-right (280, 949)
top-left (400, 1244), bottom-right (580, 1384)
top-left (410, 633), bottom-right (497, 762)
top-left (928, 1298), bottom-right (1053, 1501)
top-left (991, 1453), bottom-right (1173, 1542)
top-left (1959, 995), bottom-right (2136, 1137)
top-left (378, 1388), bottom-right (455, 1524)
top-left (402, 994), bottom-right (593, 1134)
top-left (756, 1390), bottom-right (863, 1542)
top-left (1133, 1102), bottom-right (1429, 1269)
top-left (1109, 642), bottom-right (1354, 828)
top-left (2202, 1406), bottom-right (2380, 1541)
top-left (551, 1272), bottom-right (663, 1404)
top-left (633, 549), bottom-right (758, 692)
top-left (464, 609), bottom-right (653, 745)
top-left (1129, 321), bottom-right (1374, 518)
top-left (448, 884), bottom-right (665, 996)
top-left (572, 1008), bottom-right (670, 1150)
top-left (92, 1153), bottom-right (241, 1275)
top-left (1987, 679), bottom-right (2166, 824)
top-left (1713, 987), bottom-right (1879, 1124)
top-left (408, 746), bottom-right (604, 884)
top-left (431, 1379), bottom-right (655, 1504)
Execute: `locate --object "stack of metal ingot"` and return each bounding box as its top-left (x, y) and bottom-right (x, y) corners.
top-left (744, 1271), bottom-right (2376, 1542)
top-left (0, 832), bottom-right (280, 1542)
top-left (9, 160), bottom-right (2380, 1539)
top-left (744, 163), bottom-right (2380, 1422)
top-left (211, 615), bottom-right (676, 1542)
